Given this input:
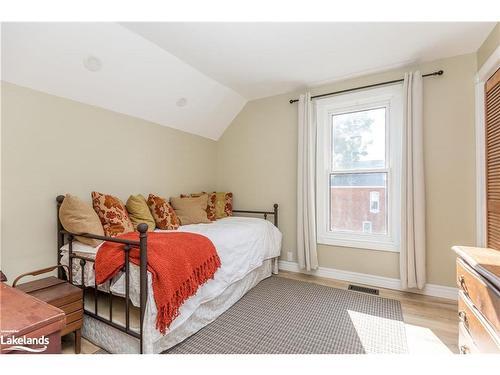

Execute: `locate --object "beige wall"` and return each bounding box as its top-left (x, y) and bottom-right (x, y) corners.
top-left (0, 53), bottom-right (481, 288)
top-left (477, 22), bottom-right (499, 70)
top-left (1, 82), bottom-right (217, 281)
top-left (217, 53), bottom-right (478, 287)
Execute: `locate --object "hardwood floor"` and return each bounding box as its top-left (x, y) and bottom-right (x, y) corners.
top-left (62, 332), bottom-right (101, 354)
top-left (62, 271), bottom-right (459, 354)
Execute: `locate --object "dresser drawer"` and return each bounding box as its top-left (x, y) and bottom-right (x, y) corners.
top-left (459, 323), bottom-right (480, 354)
top-left (458, 291), bottom-right (500, 353)
top-left (60, 300), bottom-right (83, 315)
top-left (66, 309), bottom-right (83, 325)
top-left (456, 258), bottom-right (500, 333)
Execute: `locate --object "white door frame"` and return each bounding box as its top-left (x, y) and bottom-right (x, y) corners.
top-left (475, 45), bottom-right (500, 247)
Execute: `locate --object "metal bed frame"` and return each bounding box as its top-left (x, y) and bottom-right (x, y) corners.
top-left (56, 195), bottom-right (278, 353)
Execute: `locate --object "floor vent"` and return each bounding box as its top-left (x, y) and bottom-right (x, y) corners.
top-left (348, 284), bottom-right (379, 295)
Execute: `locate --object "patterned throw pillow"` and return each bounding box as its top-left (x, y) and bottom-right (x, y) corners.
top-left (147, 194), bottom-right (180, 230)
top-left (91, 192), bottom-right (134, 237)
top-left (180, 192), bottom-right (216, 221)
top-left (214, 192), bottom-right (233, 219)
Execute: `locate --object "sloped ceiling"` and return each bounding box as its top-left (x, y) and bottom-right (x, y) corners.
top-left (1, 22), bottom-right (246, 140)
top-left (2, 22), bottom-right (496, 140)
top-left (124, 22), bottom-right (496, 100)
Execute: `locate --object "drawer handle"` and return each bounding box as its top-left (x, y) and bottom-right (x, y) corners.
top-left (458, 310), bottom-right (468, 327)
top-left (460, 345), bottom-right (470, 354)
top-left (458, 275), bottom-right (469, 295)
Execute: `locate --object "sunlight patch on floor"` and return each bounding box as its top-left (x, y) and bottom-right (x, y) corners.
top-left (347, 310), bottom-right (406, 353)
top-left (404, 323), bottom-right (454, 354)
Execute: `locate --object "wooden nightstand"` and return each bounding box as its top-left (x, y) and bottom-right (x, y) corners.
top-left (13, 266), bottom-right (83, 354)
top-left (0, 283), bottom-right (66, 354)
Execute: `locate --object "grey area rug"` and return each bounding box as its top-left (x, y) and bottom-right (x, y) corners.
top-left (165, 276), bottom-right (407, 354)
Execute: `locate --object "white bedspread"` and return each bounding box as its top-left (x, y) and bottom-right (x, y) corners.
top-left (170, 216), bottom-right (281, 286)
top-left (60, 216), bottom-right (282, 345)
top-left (153, 217), bottom-right (281, 330)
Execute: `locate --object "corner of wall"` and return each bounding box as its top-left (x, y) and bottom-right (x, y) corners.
top-left (476, 23), bottom-right (500, 72)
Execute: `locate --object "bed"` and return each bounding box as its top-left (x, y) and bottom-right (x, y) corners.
top-left (56, 196), bottom-right (282, 353)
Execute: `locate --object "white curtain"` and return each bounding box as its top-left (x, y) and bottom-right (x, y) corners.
top-left (297, 92), bottom-right (319, 271)
top-left (400, 71), bottom-right (426, 290)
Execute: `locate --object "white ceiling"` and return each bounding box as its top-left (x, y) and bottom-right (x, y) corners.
top-left (1, 23), bottom-right (246, 140)
top-left (124, 22), bottom-right (495, 100)
top-left (2, 22), bottom-right (495, 140)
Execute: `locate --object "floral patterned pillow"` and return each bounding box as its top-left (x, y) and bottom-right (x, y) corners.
top-left (147, 194), bottom-right (180, 230)
top-left (180, 192), bottom-right (216, 221)
top-left (91, 192), bottom-right (134, 237)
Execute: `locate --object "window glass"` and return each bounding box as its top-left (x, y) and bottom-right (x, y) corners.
top-left (329, 173), bottom-right (387, 235)
top-left (332, 107), bottom-right (386, 170)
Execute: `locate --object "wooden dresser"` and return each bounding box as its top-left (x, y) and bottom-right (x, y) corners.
top-left (452, 246), bottom-right (500, 353)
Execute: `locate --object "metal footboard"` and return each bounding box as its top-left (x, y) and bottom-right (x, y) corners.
top-left (56, 195), bottom-right (148, 353)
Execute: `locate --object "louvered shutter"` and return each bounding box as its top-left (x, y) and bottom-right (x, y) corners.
top-left (486, 68), bottom-right (500, 249)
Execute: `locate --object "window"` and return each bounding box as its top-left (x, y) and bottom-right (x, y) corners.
top-left (362, 221), bottom-right (373, 233)
top-left (316, 85), bottom-right (403, 252)
top-left (369, 191), bottom-right (380, 214)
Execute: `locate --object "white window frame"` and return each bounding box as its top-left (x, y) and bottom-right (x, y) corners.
top-left (316, 84), bottom-right (403, 252)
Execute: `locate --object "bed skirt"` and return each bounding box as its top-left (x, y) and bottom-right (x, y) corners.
top-left (82, 259), bottom-right (274, 354)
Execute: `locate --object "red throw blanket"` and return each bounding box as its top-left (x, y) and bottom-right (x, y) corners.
top-left (94, 232), bottom-right (221, 334)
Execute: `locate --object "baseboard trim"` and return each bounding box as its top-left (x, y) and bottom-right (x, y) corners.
top-left (278, 260), bottom-right (457, 301)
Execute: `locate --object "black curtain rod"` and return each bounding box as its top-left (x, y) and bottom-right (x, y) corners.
top-left (289, 70), bottom-right (444, 104)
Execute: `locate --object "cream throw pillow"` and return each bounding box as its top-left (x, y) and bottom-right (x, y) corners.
top-left (170, 194), bottom-right (212, 225)
top-left (214, 192), bottom-right (233, 219)
top-left (59, 194), bottom-right (104, 247)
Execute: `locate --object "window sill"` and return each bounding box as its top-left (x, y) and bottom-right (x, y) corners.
top-left (317, 235), bottom-right (400, 253)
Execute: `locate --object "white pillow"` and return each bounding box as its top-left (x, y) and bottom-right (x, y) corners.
top-left (60, 240), bottom-right (102, 255)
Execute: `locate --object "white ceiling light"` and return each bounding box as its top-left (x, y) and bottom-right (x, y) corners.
top-left (83, 55), bottom-right (102, 72)
top-left (176, 97), bottom-right (187, 107)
